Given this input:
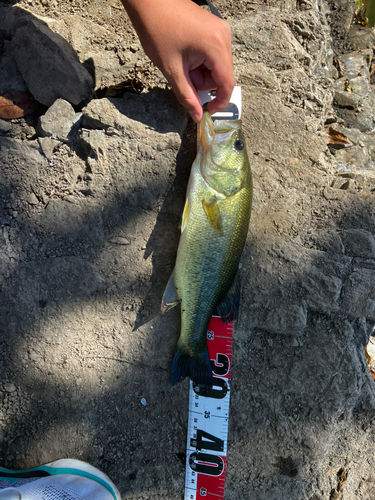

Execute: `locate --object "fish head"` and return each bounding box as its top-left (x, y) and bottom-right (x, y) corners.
top-left (200, 111), bottom-right (250, 197)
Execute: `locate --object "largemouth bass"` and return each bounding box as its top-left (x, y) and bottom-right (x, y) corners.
top-left (162, 111), bottom-right (252, 387)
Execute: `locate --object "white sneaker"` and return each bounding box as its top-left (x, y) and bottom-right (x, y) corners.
top-left (0, 458), bottom-right (121, 500)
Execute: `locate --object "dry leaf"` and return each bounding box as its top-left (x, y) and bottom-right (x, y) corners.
top-left (325, 127), bottom-right (351, 148)
top-left (365, 346), bottom-right (372, 364)
top-left (0, 91), bottom-right (38, 120)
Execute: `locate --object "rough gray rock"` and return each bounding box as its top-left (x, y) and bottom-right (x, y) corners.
top-left (82, 90), bottom-right (187, 135)
top-left (338, 50), bottom-right (372, 78)
top-left (342, 264), bottom-right (375, 320)
top-left (334, 144), bottom-right (371, 170)
top-left (0, 41), bottom-right (28, 95)
top-left (0, 120), bottom-right (11, 135)
top-left (34, 13), bottom-right (144, 91)
top-left (37, 99), bottom-right (81, 141)
top-left (334, 90), bottom-right (359, 109)
top-left (38, 137), bottom-right (61, 160)
top-left (40, 198), bottom-right (104, 244)
top-left (348, 24), bottom-right (375, 51)
top-left (337, 107), bottom-right (374, 131)
top-left (10, 19), bottom-right (93, 106)
top-left (341, 228), bottom-right (375, 258)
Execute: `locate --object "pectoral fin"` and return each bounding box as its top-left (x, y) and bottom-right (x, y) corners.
top-left (216, 270), bottom-right (241, 323)
top-left (161, 270), bottom-right (180, 313)
top-left (202, 198), bottom-right (223, 235)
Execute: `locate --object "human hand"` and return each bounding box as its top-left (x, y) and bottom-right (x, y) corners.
top-left (121, 0), bottom-right (235, 122)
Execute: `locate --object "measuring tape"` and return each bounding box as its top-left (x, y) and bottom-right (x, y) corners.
top-left (184, 316), bottom-right (233, 499)
top-left (184, 87), bottom-right (242, 500)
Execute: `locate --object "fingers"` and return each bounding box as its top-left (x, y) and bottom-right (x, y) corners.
top-left (206, 77), bottom-right (235, 116)
top-left (203, 19), bottom-right (235, 115)
top-left (170, 72), bottom-right (203, 123)
top-left (164, 50), bottom-right (235, 122)
top-left (189, 22), bottom-right (235, 118)
top-left (189, 67), bottom-right (217, 91)
top-left (188, 65), bottom-right (235, 119)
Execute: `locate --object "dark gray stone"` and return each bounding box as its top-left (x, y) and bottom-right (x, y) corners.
top-left (338, 51), bottom-right (371, 79)
top-left (0, 41), bottom-right (28, 95)
top-left (341, 229), bottom-right (375, 259)
top-left (334, 145), bottom-right (370, 170)
top-left (260, 302), bottom-right (308, 336)
top-left (38, 137), bottom-right (60, 160)
top-left (10, 19), bottom-right (93, 106)
top-left (350, 75), bottom-right (371, 97)
top-left (337, 108), bottom-right (374, 132)
top-left (0, 120), bottom-right (11, 135)
top-left (348, 24), bottom-right (375, 51)
top-left (342, 267), bottom-right (375, 320)
top-left (302, 267), bottom-right (342, 314)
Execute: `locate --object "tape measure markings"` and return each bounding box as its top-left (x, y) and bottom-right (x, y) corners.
top-left (184, 316), bottom-right (233, 499)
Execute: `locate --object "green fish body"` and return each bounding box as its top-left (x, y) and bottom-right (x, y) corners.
top-left (162, 111), bottom-right (252, 386)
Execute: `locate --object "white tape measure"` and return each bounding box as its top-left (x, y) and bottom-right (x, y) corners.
top-left (184, 316), bottom-right (233, 499)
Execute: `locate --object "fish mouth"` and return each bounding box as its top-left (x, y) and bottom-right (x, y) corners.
top-left (200, 111), bottom-right (242, 153)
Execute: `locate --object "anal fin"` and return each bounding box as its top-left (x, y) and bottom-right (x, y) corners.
top-left (216, 270), bottom-right (241, 323)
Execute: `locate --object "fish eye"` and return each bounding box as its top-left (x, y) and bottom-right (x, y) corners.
top-left (234, 139), bottom-right (244, 151)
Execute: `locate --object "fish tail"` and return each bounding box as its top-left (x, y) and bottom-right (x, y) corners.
top-left (170, 344), bottom-right (213, 388)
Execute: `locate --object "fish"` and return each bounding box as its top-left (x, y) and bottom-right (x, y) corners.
top-left (162, 110), bottom-right (252, 387)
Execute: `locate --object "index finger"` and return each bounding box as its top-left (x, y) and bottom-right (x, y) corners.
top-left (202, 42), bottom-right (235, 115)
top-left (206, 81), bottom-right (235, 115)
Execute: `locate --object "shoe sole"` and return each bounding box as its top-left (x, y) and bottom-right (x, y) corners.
top-left (0, 458), bottom-right (121, 500)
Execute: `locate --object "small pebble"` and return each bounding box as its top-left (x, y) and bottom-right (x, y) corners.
top-left (28, 193), bottom-right (39, 206)
top-left (109, 237), bottom-right (130, 245)
top-left (140, 398), bottom-right (147, 406)
top-left (4, 383), bottom-right (16, 393)
top-left (0, 119), bottom-right (11, 134)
